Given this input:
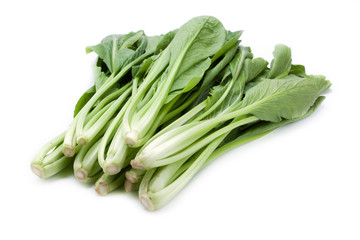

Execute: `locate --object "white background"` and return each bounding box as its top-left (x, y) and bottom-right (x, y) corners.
top-left (1, 0), bottom-right (359, 239)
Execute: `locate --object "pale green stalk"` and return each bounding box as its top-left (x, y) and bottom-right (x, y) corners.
top-left (124, 180), bottom-right (141, 192)
top-left (77, 83), bottom-right (132, 145)
top-left (63, 51), bottom-right (153, 156)
top-left (95, 170), bottom-right (127, 196)
top-left (125, 168), bottom-right (145, 183)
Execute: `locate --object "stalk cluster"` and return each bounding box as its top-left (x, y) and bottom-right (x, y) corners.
top-left (31, 16), bottom-right (330, 211)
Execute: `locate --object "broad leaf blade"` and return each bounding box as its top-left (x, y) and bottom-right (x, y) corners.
top-left (169, 16), bottom-right (226, 76)
top-left (240, 75), bottom-right (331, 122)
top-left (163, 16), bottom-right (226, 103)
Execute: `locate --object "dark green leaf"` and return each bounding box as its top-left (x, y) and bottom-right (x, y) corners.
top-left (93, 65), bottom-right (108, 91)
top-left (73, 86), bottom-right (96, 117)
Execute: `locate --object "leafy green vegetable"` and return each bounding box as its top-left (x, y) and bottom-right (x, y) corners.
top-left (138, 96), bottom-right (326, 210)
top-left (32, 16), bottom-right (331, 212)
top-left (121, 16), bottom-right (226, 148)
top-left (131, 46), bottom-right (330, 170)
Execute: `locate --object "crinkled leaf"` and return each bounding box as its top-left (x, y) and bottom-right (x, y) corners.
top-left (240, 75), bottom-right (331, 122)
top-left (267, 44), bottom-right (292, 79)
top-left (73, 86), bottom-right (96, 117)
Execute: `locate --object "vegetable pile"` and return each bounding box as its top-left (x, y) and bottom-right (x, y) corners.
top-left (31, 16), bottom-right (331, 211)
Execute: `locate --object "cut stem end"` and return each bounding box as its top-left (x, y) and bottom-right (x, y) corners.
top-left (103, 163), bottom-right (121, 175)
top-left (62, 145), bottom-right (75, 157)
top-left (124, 180), bottom-right (135, 192)
top-left (95, 182), bottom-right (109, 196)
top-left (140, 194), bottom-right (155, 211)
top-left (75, 169), bottom-right (88, 181)
top-left (125, 172), bottom-right (137, 183)
top-left (125, 131), bottom-right (138, 147)
top-left (77, 136), bottom-right (88, 146)
top-left (130, 160), bottom-right (147, 170)
top-left (31, 164), bottom-right (45, 179)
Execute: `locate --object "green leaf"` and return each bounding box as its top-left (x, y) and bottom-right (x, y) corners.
top-left (122, 36), bottom-right (148, 67)
top-left (218, 96), bottom-right (326, 149)
top-left (121, 16), bottom-right (227, 145)
top-left (202, 74), bottom-right (232, 113)
top-left (131, 65), bottom-right (140, 78)
top-left (169, 16), bottom-right (226, 77)
top-left (243, 57), bottom-right (268, 83)
top-left (240, 75), bottom-right (330, 122)
top-left (159, 16), bottom-right (227, 104)
top-left (119, 31), bottom-right (145, 49)
top-left (135, 56), bottom-right (156, 79)
top-left (202, 44), bottom-right (239, 88)
top-left (229, 46), bottom-right (252, 80)
top-left (211, 30), bottom-right (242, 63)
top-left (155, 29), bottom-right (178, 54)
top-left (73, 86), bottom-right (96, 117)
top-left (267, 44), bottom-right (292, 79)
top-left (289, 64), bottom-right (306, 77)
top-left (205, 47), bottom-right (252, 119)
top-left (189, 44), bottom-right (239, 108)
top-left (93, 65), bottom-right (108, 91)
top-left (86, 31), bottom-right (145, 74)
top-left (165, 58), bottom-right (211, 103)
